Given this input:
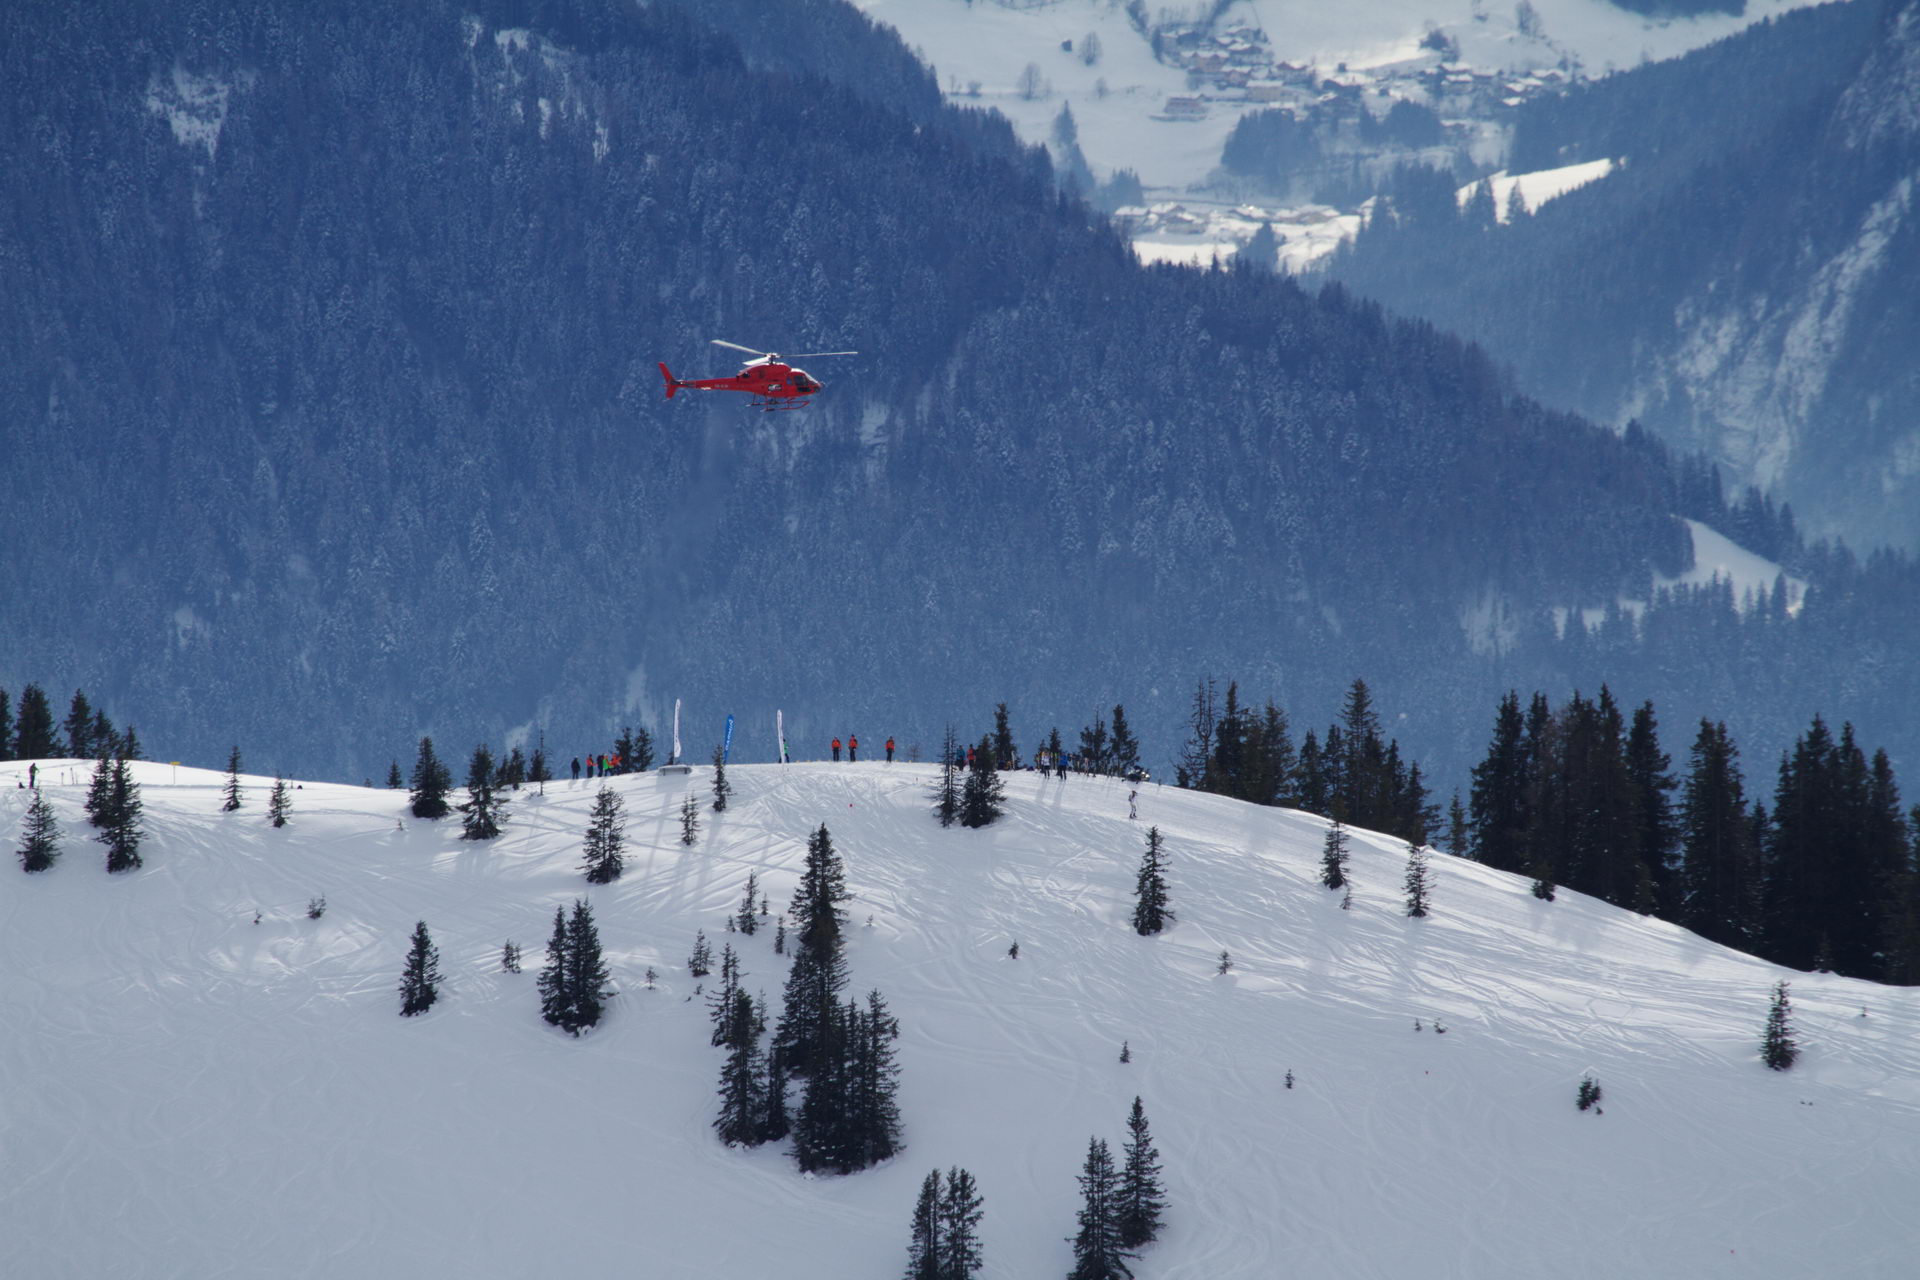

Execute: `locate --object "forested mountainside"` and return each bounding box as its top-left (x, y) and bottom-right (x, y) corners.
top-left (1331, 0), bottom-right (1920, 553)
top-left (1, 0), bottom-right (1915, 787)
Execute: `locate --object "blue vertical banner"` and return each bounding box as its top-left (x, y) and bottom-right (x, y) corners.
top-left (722, 714), bottom-right (735, 764)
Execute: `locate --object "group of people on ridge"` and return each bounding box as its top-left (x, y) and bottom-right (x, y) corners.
top-left (829, 735), bottom-right (895, 763)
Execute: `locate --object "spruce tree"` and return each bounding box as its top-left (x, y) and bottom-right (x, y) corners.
top-left (17, 790), bottom-right (60, 872)
top-left (398, 920), bottom-right (441, 1016)
top-left (386, 760), bottom-right (404, 789)
top-left (222, 746), bottom-right (244, 811)
top-left (680, 793), bottom-right (700, 845)
top-left (714, 986), bottom-right (766, 1147)
top-left (0, 687), bottom-right (10, 761)
top-left (1468, 692), bottom-right (1528, 872)
top-left (709, 943), bottom-right (742, 1046)
top-left (736, 870), bottom-right (760, 935)
top-left (1131, 826), bottom-right (1172, 936)
top-left (63, 689), bottom-right (96, 760)
top-left (500, 746), bottom-right (527, 790)
top-left (98, 758), bottom-right (143, 873)
top-left (115, 724), bottom-right (141, 762)
top-left (1403, 841), bottom-right (1431, 918)
top-left (84, 752), bottom-right (113, 827)
top-left (1068, 1137), bottom-right (1133, 1280)
top-left (458, 743), bottom-right (506, 840)
top-left (1109, 704), bottom-right (1142, 778)
top-left (501, 940), bottom-right (522, 973)
top-left (409, 737), bottom-right (453, 820)
top-left (687, 928), bottom-right (713, 977)
top-left (580, 785), bottom-right (626, 884)
top-left (905, 1170), bottom-right (944, 1280)
top-left (934, 724), bottom-right (961, 827)
top-left (12, 684), bottom-right (56, 760)
top-left (940, 1166), bottom-right (985, 1280)
top-left (792, 997), bottom-right (853, 1173)
top-left (712, 744), bottom-right (732, 812)
top-left (563, 898), bottom-right (612, 1034)
top-left (528, 743), bottom-right (551, 786)
top-left (267, 775), bottom-right (291, 828)
top-left (1679, 719), bottom-right (1758, 949)
top-left (1762, 980), bottom-right (1798, 1070)
top-left (537, 906), bottom-right (572, 1029)
top-left (776, 825), bottom-right (853, 1077)
top-left (959, 735), bottom-right (1007, 828)
top-left (1116, 1097), bottom-right (1166, 1249)
top-left (849, 989), bottom-right (904, 1169)
top-left (1320, 820), bottom-right (1350, 889)
top-left (993, 702), bottom-right (1016, 770)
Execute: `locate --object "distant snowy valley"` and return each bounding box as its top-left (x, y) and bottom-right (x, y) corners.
top-left (855, 0), bottom-right (1842, 268)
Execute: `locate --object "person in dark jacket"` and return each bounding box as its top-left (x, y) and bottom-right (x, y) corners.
top-left (571, 757), bottom-right (581, 781)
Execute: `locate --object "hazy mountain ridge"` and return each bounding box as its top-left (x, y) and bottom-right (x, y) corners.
top-left (1333, 0), bottom-right (1920, 552)
top-left (1, 0), bottom-right (1712, 781)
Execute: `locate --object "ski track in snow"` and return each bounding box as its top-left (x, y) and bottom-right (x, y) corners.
top-left (2, 759), bottom-right (1917, 1278)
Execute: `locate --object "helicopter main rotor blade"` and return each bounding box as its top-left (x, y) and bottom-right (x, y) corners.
top-left (710, 339), bottom-right (771, 356)
top-left (786, 350), bottom-right (859, 358)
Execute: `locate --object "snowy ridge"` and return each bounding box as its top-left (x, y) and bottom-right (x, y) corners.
top-left (3, 759), bottom-right (1916, 1278)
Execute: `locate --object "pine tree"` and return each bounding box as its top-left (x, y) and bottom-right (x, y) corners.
top-left (1116, 1097), bottom-right (1166, 1249)
top-left (528, 742), bottom-right (551, 786)
top-left (501, 940), bottom-right (522, 973)
top-left (680, 793), bottom-right (700, 845)
top-left (580, 785), bottom-right (626, 884)
top-left (1576, 1076), bottom-right (1603, 1111)
top-left (1679, 719), bottom-right (1759, 948)
top-left (1068, 1137), bottom-right (1133, 1280)
top-left (959, 735), bottom-right (1007, 828)
top-left (993, 702), bottom-right (1016, 769)
top-left (934, 724), bottom-right (961, 827)
top-left (905, 1169), bottom-right (944, 1280)
top-left (458, 743), bottom-right (506, 840)
top-left (940, 1166), bottom-right (985, 1280)
top-left (1109, 705), bottom-right (1141, 778)
top-left (714, 986), bottom-right (766, 1147)
top-left (1469, 692), bottom-right (1529, 872)
top-left (97, 758), bottom-right (143, 873)
top-left (1131, 826), bottom-right (1172, 936)
top-left (0, 687), bottom-right (11, 762)
top-left (709, 943), bottom-right (742, 1046)
top-left (563, 898), bottom-right (612, 1034)
top-left (12, 684), bottom-right (56, 760)
top-left (1176, 677), bottom-right (1216, 789)
top-left (17, 790), bottom-right (60, 872)
top-left (115, 724), bottom-right (141, 762)
top-left (84, 752), bottom-right (113, 827)
top-left (851, 989), bottom-right (905, 1169)
top-left (712, 744), bottom-right (732, 812)
top-left (267, 775), bottom-right (291, 828)
top-left (688, 928), bottom-right (713, 977)
top-left (776, 825), bottom-right (853, 1077)
top-left (409, 737), bottom-right (453, 820)
top-left (386, 760), bottom-right (404, 789)
top-left (1529, 855), bottom-right (1557, 901)
top-left (63, 689), bottom-right (96, 760)
top-left (1403, 841), bottom-right (1431, 918)
top-left (1761, 980), bottom-right (1798, 1070)
top-left (537, 906), bottom-right (571, 1028)
top-left (1320, 820), bottom-right (1350, 889)
top-left (736, 870), bottom-right (760, 935)
top-left (222, 746), bottom-right (244, 811)
top-left (1446, 792), bottom-right (1468, 857)
top-left (398, 920), bottom-right (441, 1016)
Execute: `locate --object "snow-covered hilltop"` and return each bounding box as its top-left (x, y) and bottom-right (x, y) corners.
top-left (5, 757), bottom-right (1915, 1277)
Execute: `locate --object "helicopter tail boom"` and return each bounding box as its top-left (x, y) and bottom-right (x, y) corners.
top-left (658, 362), bottom-right (679, 399)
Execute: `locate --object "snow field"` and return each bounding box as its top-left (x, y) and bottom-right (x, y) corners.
top-left (2, 757), bottom-right (1916, 1278)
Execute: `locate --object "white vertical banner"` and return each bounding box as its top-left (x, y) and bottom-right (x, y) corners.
top-left (672, 698), bottom-right (682, 765)
top-left (777, 710), bottom-right (788, 764)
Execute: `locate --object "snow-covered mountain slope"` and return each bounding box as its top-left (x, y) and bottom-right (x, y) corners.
top-left (4, 759), bottom-right (1916, 1278)
top-left (854, 0), bottom-right (1841, 189)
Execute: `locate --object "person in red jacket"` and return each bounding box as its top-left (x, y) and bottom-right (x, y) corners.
top-left (885, 737), bottom-right (895, 763)
top-left (832, 737), bottom-right (842, 762)
top-left (849, 734), bottom-right (859, 763)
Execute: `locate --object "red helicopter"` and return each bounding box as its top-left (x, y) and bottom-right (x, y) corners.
top-left (658, 340), bottom-right (858, 411)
